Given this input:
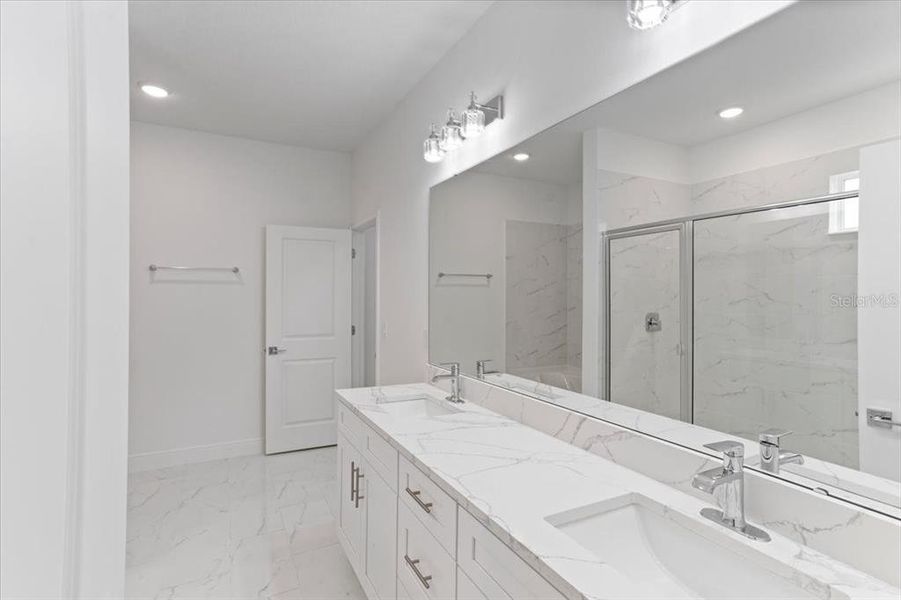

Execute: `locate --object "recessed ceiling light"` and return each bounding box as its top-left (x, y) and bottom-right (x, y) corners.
top-left (140, 84), bottom-right (169, 98)
top-left (513, 152), bottom-right (530, 161)
top-left (718, 107), bottom-right (743, 119)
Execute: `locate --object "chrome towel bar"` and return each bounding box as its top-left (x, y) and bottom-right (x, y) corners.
top-left (437, 272), bottom-right (492, 279)
top-left (149, 264), bottom-right (239, 274)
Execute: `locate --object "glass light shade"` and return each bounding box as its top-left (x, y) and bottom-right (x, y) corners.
top-left (627, 0), bottom-right (672, 31)
top-left (461, 93), bottom-right (486, 139)
top-left (423, 125), bottom-right (445, 163)
top-left (439, 109), bottom-right (464, 152)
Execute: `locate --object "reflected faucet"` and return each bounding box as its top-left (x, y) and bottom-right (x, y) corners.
top-left (692, 441), bottom-right (770, 542)
top-left (431, 362), bottom-right (463, 403)
top-left (475, 359), bottom-right (499, 379)
top-left (758, 429), bottom-right (804, 474)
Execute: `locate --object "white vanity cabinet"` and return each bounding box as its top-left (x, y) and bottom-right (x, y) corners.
top-left (337, 410), bottom-right (398, 600)
top-left (337, 431), bottom-right (364, 564)
top-left (336, 399), bottom-right (566, 600)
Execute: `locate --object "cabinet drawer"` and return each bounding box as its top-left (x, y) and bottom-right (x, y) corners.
top-left (457, 508), bottom-right (565, 600)
top-left (456, 567), bottom-right (489, 600)
top-left (399, 455), bottom-right (457, 556)
top-left (397, 502), bottom-right (456, 600)
top-left (337, 401), bottom-right (364, 448)
top-left (362, 425), bottom-right (398, 492)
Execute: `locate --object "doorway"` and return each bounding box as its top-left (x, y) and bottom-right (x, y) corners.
top-left (352, 216), bottom-right (379, 387)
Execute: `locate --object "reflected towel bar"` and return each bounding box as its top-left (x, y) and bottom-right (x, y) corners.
top-left (149, 264), bottom-right (240, 274)
top-left (438, 272), bottom-right (492, 279)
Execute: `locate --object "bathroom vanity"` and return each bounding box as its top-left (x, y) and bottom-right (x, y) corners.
top-left (335, 384), bottom-right (899, 600)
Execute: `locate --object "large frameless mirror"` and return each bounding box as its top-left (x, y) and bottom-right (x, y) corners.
top-left (429, 1), bottom-right (901, 515)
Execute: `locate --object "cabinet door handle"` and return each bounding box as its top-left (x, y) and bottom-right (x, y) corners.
top-left (404, 555), bottom-right (432, 589)
top-left (354, 468), bottom-right (365, 508)
top-left (350, 461), bottom-right (358, 502)
top-left (405, 487), bottom-right (433, 514)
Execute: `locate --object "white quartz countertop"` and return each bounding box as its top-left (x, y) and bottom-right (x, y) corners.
top-left (336, 384), bottom-right (899, 600)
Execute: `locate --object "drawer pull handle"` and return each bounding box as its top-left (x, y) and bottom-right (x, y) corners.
top-left (354, 468), bottom-right (365, 508)
top-left (405, 487), bottom-right (433, 513)
top-left (350, 461), bottom-right (357, 502)
top-left (404, 555), bottom-right (432, 589)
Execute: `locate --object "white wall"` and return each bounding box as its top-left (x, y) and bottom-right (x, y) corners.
top-left (858, 139), bottom-right (901, 481)
top-left (351, 0), bottom-right (794, 384)
top-left (129, 123), bottom-right (351, 468)
top-left (1, 1), bottom-right (130, 597)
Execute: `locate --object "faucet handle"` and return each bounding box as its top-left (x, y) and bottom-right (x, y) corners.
top-left (704, 440), bottom-right (745, 458)
top-left (438, 362), bottom-right (460, 374)
top-left (759, 428), bottom-right (792, 446)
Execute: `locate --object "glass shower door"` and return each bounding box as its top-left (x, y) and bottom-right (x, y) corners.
top-left (692, 200), bottom-right (859, 468)
top-left (606, 224), bottom-right (690, 421)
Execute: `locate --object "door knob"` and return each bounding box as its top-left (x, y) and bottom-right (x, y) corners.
top-left (267, 346), bottom-right (287, 355)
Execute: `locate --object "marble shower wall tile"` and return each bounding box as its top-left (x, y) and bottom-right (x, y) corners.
top-left (690, 148), bottom-right (859, 215)
top-left (693, 201), bottom-right (859, 467)
top-left (506, 220), bottom-right (568, 369)
top-left (596, 170), bottom-right (692, 231)
top-left (565, 224), bottom-right (583, 371)
top-left (425, 366), bottom-right (900, 586)
top-left (505, 220), bottom-right (582, 386)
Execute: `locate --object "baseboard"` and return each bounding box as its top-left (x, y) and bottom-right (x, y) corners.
top-left (128, 437), bottom-right (263, 472)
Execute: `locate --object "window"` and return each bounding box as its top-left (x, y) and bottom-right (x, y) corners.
top-left (828, 170), bottom-right (860, 234)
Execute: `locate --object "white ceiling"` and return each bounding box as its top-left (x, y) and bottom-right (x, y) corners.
top-left (475, 0), bottom-right (901, 186)
top-left (564, 0), bottom-right (901, 147)
top-left (474, 128), bottom-right (582, 186)
top-left (129, 1), bottom-right (493, 151)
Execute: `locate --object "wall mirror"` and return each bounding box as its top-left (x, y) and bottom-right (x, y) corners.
top-left (429, 1), bottom-right (901, 516)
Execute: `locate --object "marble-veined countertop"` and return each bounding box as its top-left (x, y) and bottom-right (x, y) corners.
top-left (336, 383), bottom-right (899, 600)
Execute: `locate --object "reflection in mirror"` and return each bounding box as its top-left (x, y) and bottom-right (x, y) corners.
top-left (429, 0), bottom-right (901, 514)
top-left (430, 131), bottom-right (583, 393)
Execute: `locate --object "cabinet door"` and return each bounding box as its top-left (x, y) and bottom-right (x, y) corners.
top-left (363, 460), bottom-right (397, 599)
top-left (337, 433), bottom-right (363, 566)
top-left (457, 508), bottom-right (564, 600)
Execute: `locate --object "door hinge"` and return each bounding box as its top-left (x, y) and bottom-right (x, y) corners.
top-left (351, 248), bottom-right (357, 259)
top-left (351, 325), bottom-right (356, 336)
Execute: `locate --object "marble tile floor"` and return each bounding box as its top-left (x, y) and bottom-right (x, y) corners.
top-left (126, 446), bottom-right (365, 600)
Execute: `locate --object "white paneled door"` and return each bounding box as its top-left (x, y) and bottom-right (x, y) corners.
top-left (265, 225), bottom-right (351, 454)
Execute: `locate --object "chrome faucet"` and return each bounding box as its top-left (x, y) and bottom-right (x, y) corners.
top-left (431, 362), bottom-right (463, 403)
top-left (692, 441), bottom-right (770, 542)
top-left (758, 429), bottom-right (804, 474)
top-left (475, 359), bottom-right (499, 379)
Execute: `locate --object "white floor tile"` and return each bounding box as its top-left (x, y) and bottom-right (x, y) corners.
top-left (126, 447), bottom-right (361, 600)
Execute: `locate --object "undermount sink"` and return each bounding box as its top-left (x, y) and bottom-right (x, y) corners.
top-left (546, 494), bottom-right (823, 600)
top-left (376, 396), bottom-right (461, 418)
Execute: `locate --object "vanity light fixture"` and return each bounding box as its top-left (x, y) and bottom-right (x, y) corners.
top-left (422, 93), bottom-right (505, 163)
top-left (439, 109), bottom-right (465, 152)
top-left (513, 152), bottom-right (530, 162)
top-left (718, 106), bottom-right (744, 119)
top-left (423, 124), bottom-right (446, 163)
top-left (626, 0), bottom-right (676, 31)
top-left (140, 83), bottom-right (169, 98)
top-left (461, 92), bottom-right (505, 139)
